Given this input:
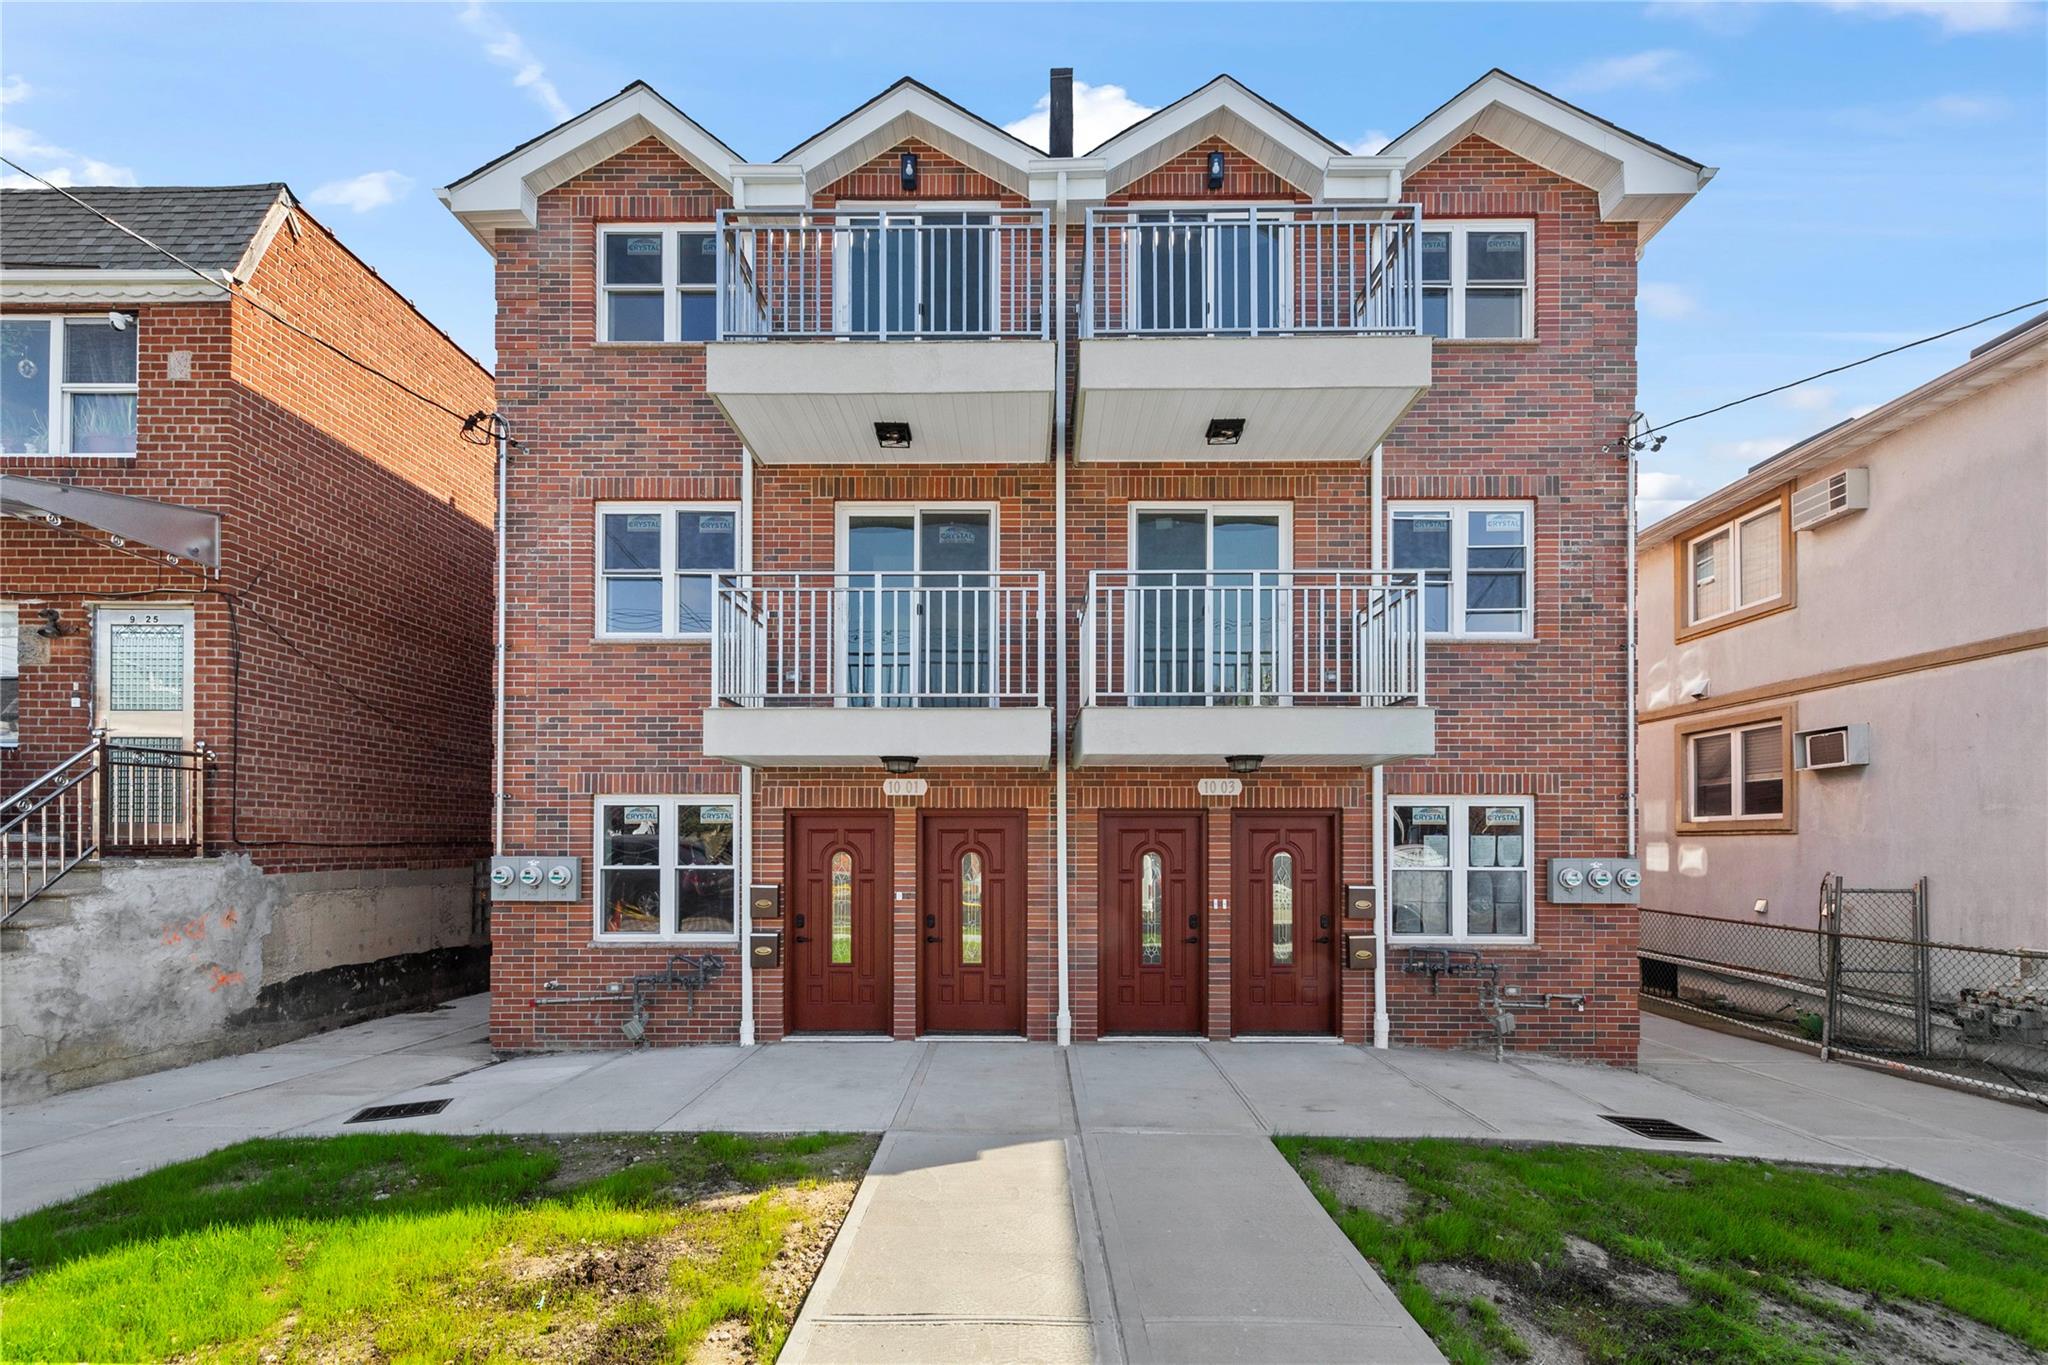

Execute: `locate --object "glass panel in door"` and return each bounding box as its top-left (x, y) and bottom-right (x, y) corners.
top-left (845, 213), bottom-right (993, 338)
top-left (95, 607), bottom-right (194, 840)
top-left (846, 516), bottom-right (914, 706)
top-left (1133, 212), bottom-right (1282, 334)
top-left (917, 511), bottom-right (992, 707)
top-left (844, 511), bottom-right (993, 707)
top-left (1133, 511), bottom-right (1282, 703)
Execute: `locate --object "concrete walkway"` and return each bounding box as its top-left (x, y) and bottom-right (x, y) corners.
top-left (5, 999), bottom-right (2044, 1363)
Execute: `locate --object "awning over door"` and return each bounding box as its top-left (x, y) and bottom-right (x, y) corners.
top-left (1, 474), bottom-right (220, 570)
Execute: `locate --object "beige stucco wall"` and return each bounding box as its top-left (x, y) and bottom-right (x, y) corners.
top-left (1638, 359), bottom-right (2048, 950)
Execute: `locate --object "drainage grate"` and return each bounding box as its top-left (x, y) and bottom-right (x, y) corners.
top-left (346, 1099), bottom-right (452, 1124)
top-left (1601, 1114), bottom-right (1716, 1143)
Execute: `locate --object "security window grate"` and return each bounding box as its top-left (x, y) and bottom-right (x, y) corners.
top-left (1600, 1114), bottom-right (1716, 1143)
top-left (346, 1099), bottom-right (452, 1123)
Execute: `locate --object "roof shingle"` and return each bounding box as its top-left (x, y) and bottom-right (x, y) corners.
top-left (0, 184), bottom-right (286, 272)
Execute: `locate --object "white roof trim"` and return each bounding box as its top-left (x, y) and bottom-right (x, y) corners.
top-left (1639, 321), bottom-right (2048, 549)
top-left (0, 268), bottom-right (230, 303)
top-left (1089, 76), bottom-right (1341, 198)
top-left (1384, 71), bottom-right (1714, 249)
top-left (780, 80), bottom-right (1039, 197)
top-left (438, 84), bottom-right (741, 249)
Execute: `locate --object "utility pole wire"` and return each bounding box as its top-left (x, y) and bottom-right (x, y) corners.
top-left (1, 157), bottom-right (510, 441)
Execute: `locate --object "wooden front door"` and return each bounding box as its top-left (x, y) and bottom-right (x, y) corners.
top-left (1232, 812), bottom-right (1337, 1035)
top-left (1098, 813), bottom-right (1205, 1035)
top-left (920, 812), bottom-right (1026, 1035)
top-left (788, 812), bottom-right (893, 1034)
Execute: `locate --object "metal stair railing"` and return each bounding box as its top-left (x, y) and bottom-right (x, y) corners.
top-left (2, 736), bottom-right (103, 924)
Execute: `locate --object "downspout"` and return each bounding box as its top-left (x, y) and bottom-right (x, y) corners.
top-left (493, 420), bottom-right (509, 856)
top-left (1054, 168), bottom-right (1073, 1047)
top-left (1626, 446), bottom-right (1639, 857)
top-left (1371, 442), bottom-right (1389, 1049)
top-left (738, 450), bottom-right (757, 1046)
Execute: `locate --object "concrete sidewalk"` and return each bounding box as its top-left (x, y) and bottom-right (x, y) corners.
top-left (5, 1002), bottom-right (2044, 1363)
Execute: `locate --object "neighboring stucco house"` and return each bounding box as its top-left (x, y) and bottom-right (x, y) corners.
top-left (1637, 312), bottom-right (2048, 951)
top-left (1, 184), bottom-right (498, 1096)
top-left (443, 68), bottom-right (1711, 1061)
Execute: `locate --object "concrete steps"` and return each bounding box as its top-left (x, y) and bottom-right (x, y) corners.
top-left (2, 861), bottom-right (102, 946)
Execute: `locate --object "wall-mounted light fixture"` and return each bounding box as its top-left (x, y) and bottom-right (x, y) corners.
top-left (874, 421), bottom-right (913, 449)
top-left (1225, 754), bottom-right (1264, 774)
top-left (1206, 150), bottom-right (1226, 190)
top-left (1205, 417), bottom-right (1245, 446)
top-left (881, 756), bottom-right (920, 775)
top-left (900, 152), bottom-right (919, 192)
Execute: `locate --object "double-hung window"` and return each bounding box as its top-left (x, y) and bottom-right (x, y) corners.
top-left (596, 503), bottom-right (740, 640)
top-left (1390, 796), bottom-right (1534, 942)
top-left (1420, 221), bottom-right (1532, 340)
top-left (595, 796), bottom-right (737, 940)
top-left (2, 315), bottom-right (139, 456)
top-left (1683, 716), bottom-right (1790, 827)
top-left (1391, 502), bottom-right (1532, 638)
top-left (600, 226), bottom-right (718, 342)
top-left (1685, 499), bottom-right (1786, 630)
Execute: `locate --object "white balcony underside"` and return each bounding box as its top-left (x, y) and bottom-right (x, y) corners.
top-left (704, 340), bottom-right (1055, 464)
top-left (703, 706), bottom-right (1053, 768)
top-left (1072, 704), bottom-right (1435, 768)
top-left (1074, 335), bottom-right (1432, 462)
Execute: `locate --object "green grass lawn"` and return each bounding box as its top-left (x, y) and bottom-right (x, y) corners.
top-left (1278, 1137), bottom-right (2048, 1365)
top-left (0, 1130), bottom-right (874, 1364)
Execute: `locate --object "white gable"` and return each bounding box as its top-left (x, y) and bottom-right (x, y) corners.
top-left (779, 80), bottom-right (1041, 198)
top-left (1089, 76), bottom-right (1342, 198)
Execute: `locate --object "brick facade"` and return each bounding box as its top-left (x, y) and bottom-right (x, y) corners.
top-left (483, 121), bottom-right (1643, 1063)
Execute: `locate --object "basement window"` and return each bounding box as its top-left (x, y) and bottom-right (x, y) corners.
top-left (600, 227), bottom-right (718, 343)
top-left (2, 315), bottom-right (138, 456)
top-left (594, 796), bottom-right (738, 941)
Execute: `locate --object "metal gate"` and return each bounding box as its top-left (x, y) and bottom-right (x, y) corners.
top-left (1820, 874), bottom-right (1933, 1059)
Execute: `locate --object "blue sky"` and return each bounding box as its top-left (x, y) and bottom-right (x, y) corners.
top-left (4, 1), bottom-right (2042, 519)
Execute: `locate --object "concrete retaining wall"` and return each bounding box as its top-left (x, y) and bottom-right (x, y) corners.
top-left (1, 856), bottom-right (488, 1100)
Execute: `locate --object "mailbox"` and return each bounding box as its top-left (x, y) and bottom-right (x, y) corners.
top-left (1344, 885), bottom-right (1376, 921)
top-left (749, 884), bottom-right (782, 921)
top-left (1343, 931), bottom-right (1375, 971)
top-left (749, 930), bottom-right (782, 969)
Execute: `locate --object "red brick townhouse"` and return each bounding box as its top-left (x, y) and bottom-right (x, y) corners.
top-left (2, 185), bottom-right (496, 1096)
top-left (442, 69), bottom-right (1711, 1060)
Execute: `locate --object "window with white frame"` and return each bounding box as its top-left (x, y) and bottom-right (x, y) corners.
top-left (1390, 797), bottom-right (1533, 941)
top-left (600, 227), bottom-right (718, 342)
top-left (2, 315), bottom-right (139, 456)
top-left (1391, 503), bottom-right (1532, 637)
top-left (596, 503), bottom-right (740, 639)
top-left (1686, 502), bottom-right (1784, 628)
top-left (1687, 720), bottom-right (1786, 822)
top-left (1420, 222), bottom-right (1532, 340)
top-left (0, 605), bottom-right (17, 747)
top-left (595, 796), bottom-right (737, 939)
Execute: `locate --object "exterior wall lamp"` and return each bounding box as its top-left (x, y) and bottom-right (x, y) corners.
top-left (900, 152), bottom-right (919, 192)
top-left (881, 756), bottom-right (920, 775)
top-left (1225, 754), bottom-right (1264, 774)
top-left (1206, 150), bottom-right (1226, 190)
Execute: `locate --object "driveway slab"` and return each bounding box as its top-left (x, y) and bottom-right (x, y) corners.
top-left (1068, 1042), bottom-right (1263, 1133)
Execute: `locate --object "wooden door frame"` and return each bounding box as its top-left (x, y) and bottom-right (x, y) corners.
top-left (1096, 809), bottom-right (1208, 1036)
top-left (783, 808), bottom-right (895, 1035)
top-left (1229, 809), bottom-right (1340, 1036)
top-left (916, 809), bottom-right (1028, 1037)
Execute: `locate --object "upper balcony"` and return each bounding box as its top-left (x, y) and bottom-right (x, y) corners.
top-left (701, 571), bottom-right (1052, 768)
top-left (704, 209), bottom-right (1056, 465)
top-left (1076, 205), bottom-right (1433, 462)
top-left (1074, 570), bottom-right (1435, 768)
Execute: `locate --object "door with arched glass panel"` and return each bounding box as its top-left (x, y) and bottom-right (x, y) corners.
top-left (920, 812), bottom-right (1025, 1034)
top-left (788, 812), bottom-right (892, 1033)
top-left (1231, 811), bottom-right (1336, 1035)
top-left (1098, 812), bottom-right (1205, 1035)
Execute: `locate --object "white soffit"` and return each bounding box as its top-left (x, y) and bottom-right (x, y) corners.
top-left (438, 83), bottom-right (742, 248)
top-left (1090, 76), bottom-right (1341, 198)
top-left (1384, 70), bottom-right (1714, 248)
top-left (780, 79), bottom-right (1040, 198)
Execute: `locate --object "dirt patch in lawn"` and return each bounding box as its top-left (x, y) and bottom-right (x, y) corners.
top-left (1417, 1263), bottom-right (1589, 1365)
top-left (1302, 1152), bottom-right (1414, 1223)
top-left (1763, 1280), bottom-right (2046, 1365)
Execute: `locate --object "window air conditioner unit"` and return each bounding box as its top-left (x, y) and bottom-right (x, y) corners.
top-left (1794, 723), bottom-right (1870, 771)
top-left (1791, 467), bottom-right (1869, 532)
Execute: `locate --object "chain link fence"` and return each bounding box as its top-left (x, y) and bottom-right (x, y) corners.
top-left (1640, 881), bottom-right (2048, 1104)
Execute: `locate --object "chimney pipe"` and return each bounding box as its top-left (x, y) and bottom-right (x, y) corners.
top-left (1049, 67), bottom-right (1074, 157)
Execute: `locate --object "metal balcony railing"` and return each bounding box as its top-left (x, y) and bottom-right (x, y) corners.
top-left (711, 572), bottom-right (1046, 708)
top-left (716, 208), bottom-right (1050, 341)
top-left (1082, 570), bottom-right (1426, 707)
top-left (1083, 204), bottom-right (1423, 339)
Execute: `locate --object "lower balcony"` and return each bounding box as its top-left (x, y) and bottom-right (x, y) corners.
top-left (1074, 571), bottom-right (1435, 768)
top-left (702, 572), bottom-right (1052, 768)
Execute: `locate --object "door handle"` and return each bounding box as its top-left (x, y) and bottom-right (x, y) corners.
top-left (1314, 935), bottom-right (1331, 944)
top-left (793, 935), bottom-right (812, 943)
top-left (1183, 935), bottom-right (1201, 944)
top-left (925, 935), bottom-right (941, 944)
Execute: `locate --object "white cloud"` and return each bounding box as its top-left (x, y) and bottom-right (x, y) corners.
top-left (1638, 282), bottom-right (1699, 320)
top-left (0, 124), bottom-right (136, 189)
top-left (1004, 80), bottom-right (1157, 153)
top-left (308, 169), bottom-right (415, 213)
top-left (1342, 131), bottom-right (1391, 155)
top-left (1825, 0), bottom-right (2033, 33)
top-left (458, 2), bottom-right (571, 122)
top-left (1636, 470), bottom-right (1713, 524)
top-left (1831, 91), bottom-right (2010, 133)
top-left (1556, 49), bottom-right (1704, 95)
top-left (0, 75), bottom-right (30, 107)
top-left (1777, 384), bottom-right (1838, 413)
top-left (1645, 1), bottom-right (1762, 35)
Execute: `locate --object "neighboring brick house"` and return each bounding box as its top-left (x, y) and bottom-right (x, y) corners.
top-left (1, 184), bottom-right (497, 1096)
top-left (442, 69), bottom-right (1710, 1061)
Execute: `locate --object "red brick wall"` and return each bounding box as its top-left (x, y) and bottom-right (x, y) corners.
top-left (485, 129), bottom-right (1642, 1062)
top-left (2, 203), bottom-right (495, 877)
